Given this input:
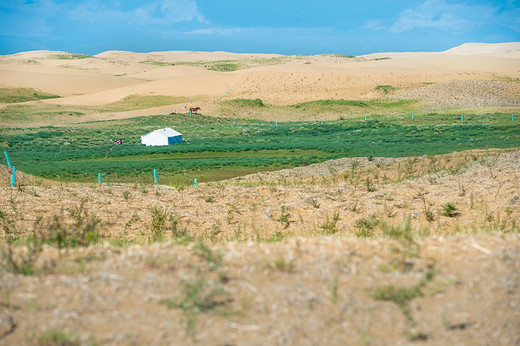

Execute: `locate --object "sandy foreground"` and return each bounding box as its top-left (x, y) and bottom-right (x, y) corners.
top-left (1, 148), bottom-right (519, 345)
top-left (1, 42), bottom-right (519, 124)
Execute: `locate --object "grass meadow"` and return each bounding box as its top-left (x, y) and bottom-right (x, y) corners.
top-left (1, 105), bottom-right (519, 186)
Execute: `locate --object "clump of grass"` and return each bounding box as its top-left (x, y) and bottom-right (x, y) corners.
top-left (267, 230), bottom-right (291, 242)
top-left (374, 85), bottom-right (396, 94)
top-left (441, 203), bottom-right (459, 217)
top-left (355, 215), bottom-right (380, 238)
top-left (222, 98), bottom-right (265, 107)
top-left (321, 211), bottom-right (340, 235)
top-left (365, 177), bottom-right (376, 192)
top-left (206, 62), bottom-right (240, 71)
top-left (159, 242), bottom-right (231, 340)
top-left (36, 329), bottom-right (80, 345)
top-left (272, 258), bottom-right (295, 272)
top-left (277, 205), bottom-right (291, 229)
top-left (46, 206), bottom-right (101, 248)
top-left (373, 268), bottom-right (436, 327)
top-left (419, 191), bottom-right (434, 222)
top-left (327, 53), bottom-right (355, 58)
top-left (382, 218), bottom-right (420, 269)
top-left (139, 59), bottom-right (173, 66)
top-left (1, 228), bottom-right (44, 276)
top-left (150, 206), bottom-right (168, 241)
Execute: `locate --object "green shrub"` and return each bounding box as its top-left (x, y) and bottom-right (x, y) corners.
top-left (441, 203), bottom-right (459, 217)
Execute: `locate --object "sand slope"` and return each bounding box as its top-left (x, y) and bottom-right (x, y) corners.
top-left (0, 42), bottom-right (519, 122)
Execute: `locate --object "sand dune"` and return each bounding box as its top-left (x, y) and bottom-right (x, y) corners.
top-left (0, 42), bottom-right (519, 123)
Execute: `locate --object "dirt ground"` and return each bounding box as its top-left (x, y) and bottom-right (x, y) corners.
top-left (0, 148), bottom-right (519, 345)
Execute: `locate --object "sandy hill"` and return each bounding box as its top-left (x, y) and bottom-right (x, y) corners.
top-left (443, 42), bottom-right (520, 57)
top-left (1, 42), bottom-right (519, 127)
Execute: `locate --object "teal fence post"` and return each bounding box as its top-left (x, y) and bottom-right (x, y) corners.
top-left (98, 173), bottom-right (101, 184)
top-left (275, 120), bottom-right (278, 126)
top-left (412, 112), bottom-right (414, 120)
top-left (218, 93), bottom-right (221, 100)
top-left (11, 166), bottom-right (15, 187)
top-left (153, 169), bottom-right (157, 185)
top-left (513, 114), bottom-right (514, 121)
top-left (194, 178), bottom-right (197, 187)
top-left (190, 110), bottom-right (192, 116)
top-left (233, 119), bottom-right (235, 126)
top-left (461, 114), bottom-right (463, 122)
top-left (365, 115), bottom-right (367, 120)
top-left (4, 151), bottom-right (11, 169)
top-left (321, 120), bottom-right (324, 124)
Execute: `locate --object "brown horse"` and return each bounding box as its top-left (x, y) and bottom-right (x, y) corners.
top-left (189, 107), bottom-right (201, 113)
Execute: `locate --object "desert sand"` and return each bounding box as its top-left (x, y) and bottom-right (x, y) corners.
top-left (1, 42), bottom-right (519, 125)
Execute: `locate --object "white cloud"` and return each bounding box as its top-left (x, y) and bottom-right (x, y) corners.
top-left (367, 0), bottom-right (519, 35)
top-left (185, 27), bottom-right (243, 36)
top-left (67, 0), bottom-right (207, 25)
top-left (159, 0), bottom-right (208, 24)
top-left (389, 0), bottom-right (486, 34)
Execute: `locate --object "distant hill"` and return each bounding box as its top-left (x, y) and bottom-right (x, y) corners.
top-left (444, 42), bottom-right (520, 56)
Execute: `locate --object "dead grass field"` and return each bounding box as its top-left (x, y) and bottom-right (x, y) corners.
top-left (1, 148), bottom-right (518, 345)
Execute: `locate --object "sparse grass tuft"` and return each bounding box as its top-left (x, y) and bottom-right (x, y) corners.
top-left (355, 215), bottom-right (379, 238)
top-left (221, 98), bottom-right (265, 107)
top-left (36, 329), bottom-right (80, 345)
top-left (441, 203), bottom-right (459, 217)
top-left (374, 85), bottom-right (396, 94)
top-left (321, 211), bottom-right (340, 235)
top-left (373, 268), bottom-right (436, 325)
top-left (277, 205), bottom-right (291, 229)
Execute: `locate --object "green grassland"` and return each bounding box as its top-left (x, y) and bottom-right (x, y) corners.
top-left (218, 98), bottom-right (420, 119)
top-left (97, 94), bottom-right (190, 112)
top-left (1, 110), bottom-right (519, 186)
top-left (0, 94), bottom-right (193, 125)
top-left (0, 88), bottom-right (60, 104)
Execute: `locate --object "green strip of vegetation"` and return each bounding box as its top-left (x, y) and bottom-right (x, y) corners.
top-left (53, 54), bottom-right (93, 59)
top-left (98, 94), bottom-right (189, 112)
top-left (0, 88), bottom-right (60, 103)
top-left (139, 59), bottom-right (173, 66)
top-left (1, 112), bottom-right (518, 186)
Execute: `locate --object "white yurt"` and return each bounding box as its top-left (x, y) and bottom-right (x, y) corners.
top-left (141, 128), bottom-right (182, 146)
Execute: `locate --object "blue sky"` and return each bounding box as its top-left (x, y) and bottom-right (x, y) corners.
top-left (1, 0), bottom-right (519, 55)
